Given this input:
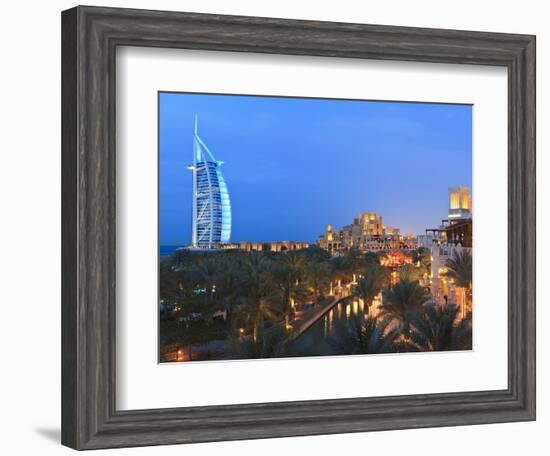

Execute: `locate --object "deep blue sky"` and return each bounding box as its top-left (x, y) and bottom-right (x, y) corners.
top-left (159, 92), bottom-right (472, 245)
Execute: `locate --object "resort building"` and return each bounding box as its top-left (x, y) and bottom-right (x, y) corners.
top-left (416, 233), bottom-right (438, 248)
top-left (221, 241), bottom-right (310, 252)
top-left (424, 186), bottom-right (473, 317)
top-left (187, 118), bottom-right (231, 249)
top-left (317, 212), bottom-right (416, 255)
top-left (423, 186), bottom-right (473, 248)
top-left (355, 212), bottom-right (385, 235)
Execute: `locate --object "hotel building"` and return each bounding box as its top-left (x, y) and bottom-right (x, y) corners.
top-left (425, 186), bottom-right (473, 316)
top-left (317, 212), bottom-right (416, 255)
top-left (422, 186), bottom-right (472, 249)
top-left (187, 118), bottom-right (231, 249)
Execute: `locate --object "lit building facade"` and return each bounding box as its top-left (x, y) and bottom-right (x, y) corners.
top-left (187, 118), bottom-right (231, 249)
top-left (355, 212), bottom-right (385, 235)
top-left (448, 186), bottom-right (472, 220)
top-left (317, 212), bottom-right (415, 254)
top-left (221, 240), bottom-right (310, 252)
top-left (423, 185), bottom-right (473, 317)
top-left (422, 186), bottom-right (473, 249)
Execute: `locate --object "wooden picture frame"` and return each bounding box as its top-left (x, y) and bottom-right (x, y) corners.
top-left (61, 5), bottom-right (536, 450)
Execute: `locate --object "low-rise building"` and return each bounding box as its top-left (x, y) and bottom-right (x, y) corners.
top-left (221, 240), bottom-right (310, 252)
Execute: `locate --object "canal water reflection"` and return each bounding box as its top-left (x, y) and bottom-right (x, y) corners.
top-left (292, 296), bottom-right (379, 356)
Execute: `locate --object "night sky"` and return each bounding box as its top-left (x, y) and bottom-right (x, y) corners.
top-left (159, 92), bottom-right (472, 245)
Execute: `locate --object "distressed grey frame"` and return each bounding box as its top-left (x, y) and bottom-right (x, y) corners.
top-left (61, 5), bottom-right (536, 450)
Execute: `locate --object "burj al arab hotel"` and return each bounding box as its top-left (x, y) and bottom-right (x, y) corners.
top-left (187, 118), bottom-right (231, 249)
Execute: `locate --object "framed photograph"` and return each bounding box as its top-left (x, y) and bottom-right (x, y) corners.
top-left (157, 93), bottom-right (474, 363)
top-left (61, 5), bottom-right (536, 450)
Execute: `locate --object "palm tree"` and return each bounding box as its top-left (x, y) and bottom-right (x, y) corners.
top-left (183, 254), bottom-right (220, 300)
top-left (229, 326), bottom-right (288, 359)
top-left (305, 260), bottom-right (332, 301)
top-left (330, 255), bottom-right (350, 280)
top-left (364, 251), bottom-right (381, 266)
top-left (444, 249), bottom-right (473, 314)
top-left (165, 255), bottom-right (216, 322)
top-left (444, 249), bottom-right (472, 293)
top-left (240, 253), bottom-right (283, 341)
top-left (169, 247), bottom-right (193, 268)
top-left (181, 253), bottom-right (246, 327)
top-left (398, 263), bottom-right (421, 282)
top-left (270, 251), bottom-right (306, 321)
top-left (347, 247), bottom-right (364, 282)
top-left (328, 314), bottom-right (401, 355)
top-left (412, 247), bottom-right (431, 276)
top-left (352, 264), bottom-right (390, 310)
top-left (406, 303), bottom-right (472, 351)
top-left (159, 262), bottom-right (186, 305)
top-left (329, 254), bottom-right (354, 294)
top-left (381, 279), bottom-right (432, 337)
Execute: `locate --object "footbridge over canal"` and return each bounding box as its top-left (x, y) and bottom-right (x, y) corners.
top-left (286, 294), bottom-right (353, 343)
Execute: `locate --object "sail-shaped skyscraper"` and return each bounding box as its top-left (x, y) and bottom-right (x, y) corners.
top-left (187, 118), bottom-right (231, 249)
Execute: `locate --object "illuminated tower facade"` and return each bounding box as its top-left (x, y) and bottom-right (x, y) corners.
top-left (448, 186), bottom-right (472, 221)
top-left (187, 118), bottom-right (231, 249)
